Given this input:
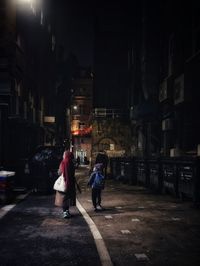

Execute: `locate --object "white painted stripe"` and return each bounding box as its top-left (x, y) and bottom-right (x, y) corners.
top-left (105, 215), bottom-right (113, 219)
top-left (132, 218), bottom-right (140, 222)
top-left (121, 229), bottom-right (131, 234)
top-left (16, 194), bottom-right (27, 200)
top-left (76, 199), bottom-right (113, 266)
top-left (171, 217), bottom-right (181, 221)
top-left (0, 204), bottom-right (16, 219)
top-left (0, 192), bottom-right (30, 219)
top-left (135, 253), bottom-right (149, 261)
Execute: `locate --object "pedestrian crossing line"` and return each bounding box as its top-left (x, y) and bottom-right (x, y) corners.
top-left (76, 199), bottom-right (113, 266)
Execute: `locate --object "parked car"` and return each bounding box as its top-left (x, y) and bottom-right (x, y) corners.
top-left (25, 146), bottom-right (64, 194)
top-left (0, 170), bottom-right (15, 204)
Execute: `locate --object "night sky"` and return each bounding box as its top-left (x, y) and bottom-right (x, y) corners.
top-left (54, 0), bottom-right (95, 67)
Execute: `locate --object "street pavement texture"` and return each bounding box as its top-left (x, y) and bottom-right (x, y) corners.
top-left (0, 165), bottom-right (200, 266)
top-left (0, 189), bottom-right (101, 266)
top-left (76, 166), bottom-right (200, 266)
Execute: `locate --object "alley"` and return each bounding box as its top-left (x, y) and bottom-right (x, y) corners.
top-left (0, 182), bottom-right (100, 266)
top-left (76, 166), bottom-right (200, 266)
top-left (0, 165), bottom-right (200, 266)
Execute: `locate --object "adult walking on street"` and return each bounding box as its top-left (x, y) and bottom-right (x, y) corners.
top-left (58, 150), bottom-right (76, 218)
top-left (95, 151), bottom-right (109, 178)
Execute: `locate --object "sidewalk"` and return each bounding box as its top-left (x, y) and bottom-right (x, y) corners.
top-left (76, 165), bottom-right (200, 266)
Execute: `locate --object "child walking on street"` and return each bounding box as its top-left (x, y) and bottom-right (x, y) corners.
top-left (88, 163), bottom-right (105, 212)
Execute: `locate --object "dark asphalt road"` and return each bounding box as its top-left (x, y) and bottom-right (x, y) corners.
top-left (76, 166), bottom-right (200, 266)
top-left (0, 192), bottom-right (100, 266)
top-left (1, 165), bottom-right (200, 266)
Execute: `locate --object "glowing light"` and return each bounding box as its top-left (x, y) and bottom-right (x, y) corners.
top-left (16, 0), bottom-right (31, 3)
top-left (15, 0), bottom-right (40, 15)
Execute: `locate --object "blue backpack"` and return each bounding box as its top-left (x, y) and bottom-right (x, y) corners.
top-left (93, 172), bottom-right (105, 189)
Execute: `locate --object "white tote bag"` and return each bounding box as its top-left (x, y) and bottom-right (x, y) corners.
top-left (53, 174), bottom-right (66, 192)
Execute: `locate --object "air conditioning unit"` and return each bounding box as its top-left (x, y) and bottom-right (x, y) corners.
top-left (174, 74), bottom-right (184, 105)
top-left (162, 118), bottom-right (173, 131)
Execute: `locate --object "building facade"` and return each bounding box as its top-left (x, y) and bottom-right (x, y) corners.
top-left (93, 0), bottom-right (200, 159)
top-left (0, 0), bottom-right (56, 173)
top-left (70, 68), bottom-right (93, 164)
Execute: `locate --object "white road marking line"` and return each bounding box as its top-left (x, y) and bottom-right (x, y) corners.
top-left (121, 230), bottom-right (131, 234)
top-left (76, 199), bottom-right (113, 266)
top-left (171, 217), bottom-right (181, 221)
top-left (135, 253), bottom-right (149, 261)
top-left (16, 194), bottom-right (27, 200)
top-left (0, 204), bottom-right (16, 219)
top-left (105, 215), bottom-right (113, 219)
top-left (132, 218), bottom-right (140, 222)
top-left (0, 192), bottom-right (30, 219)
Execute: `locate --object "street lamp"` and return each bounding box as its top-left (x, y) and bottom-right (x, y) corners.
top-left (17, 0), bottom-right (31, 2)
top-left (15, 0), bottom-right (41, 15)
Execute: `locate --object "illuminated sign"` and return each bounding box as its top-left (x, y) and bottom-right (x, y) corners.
top-left (71, 126), bottom-right (92, 136)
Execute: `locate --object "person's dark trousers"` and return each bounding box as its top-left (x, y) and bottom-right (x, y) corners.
top-left (62, 194), bottom-right (70, 212)
top-left (92, 188), bottom-right (102, 208)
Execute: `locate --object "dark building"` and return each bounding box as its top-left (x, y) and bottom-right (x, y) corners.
top-left (70, 67), bottom-right (93, 163)
top-left (1, 0), bottom-right (200, 179)
top-left (128, 0), bottom-right (200, 157)
top-left (158, 1), bottom-right (200, 157)
top-left (91, 1), bottom-right (134, 159)
top-left (0, 1), bottom-right (56, 178)
top-left (93, 0), bottom-right (200, 159)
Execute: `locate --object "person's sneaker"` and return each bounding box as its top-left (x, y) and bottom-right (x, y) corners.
top-left (97, 205), bottom-right (104, 211)
top-left (63, 210), bottom-right (71, 218)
